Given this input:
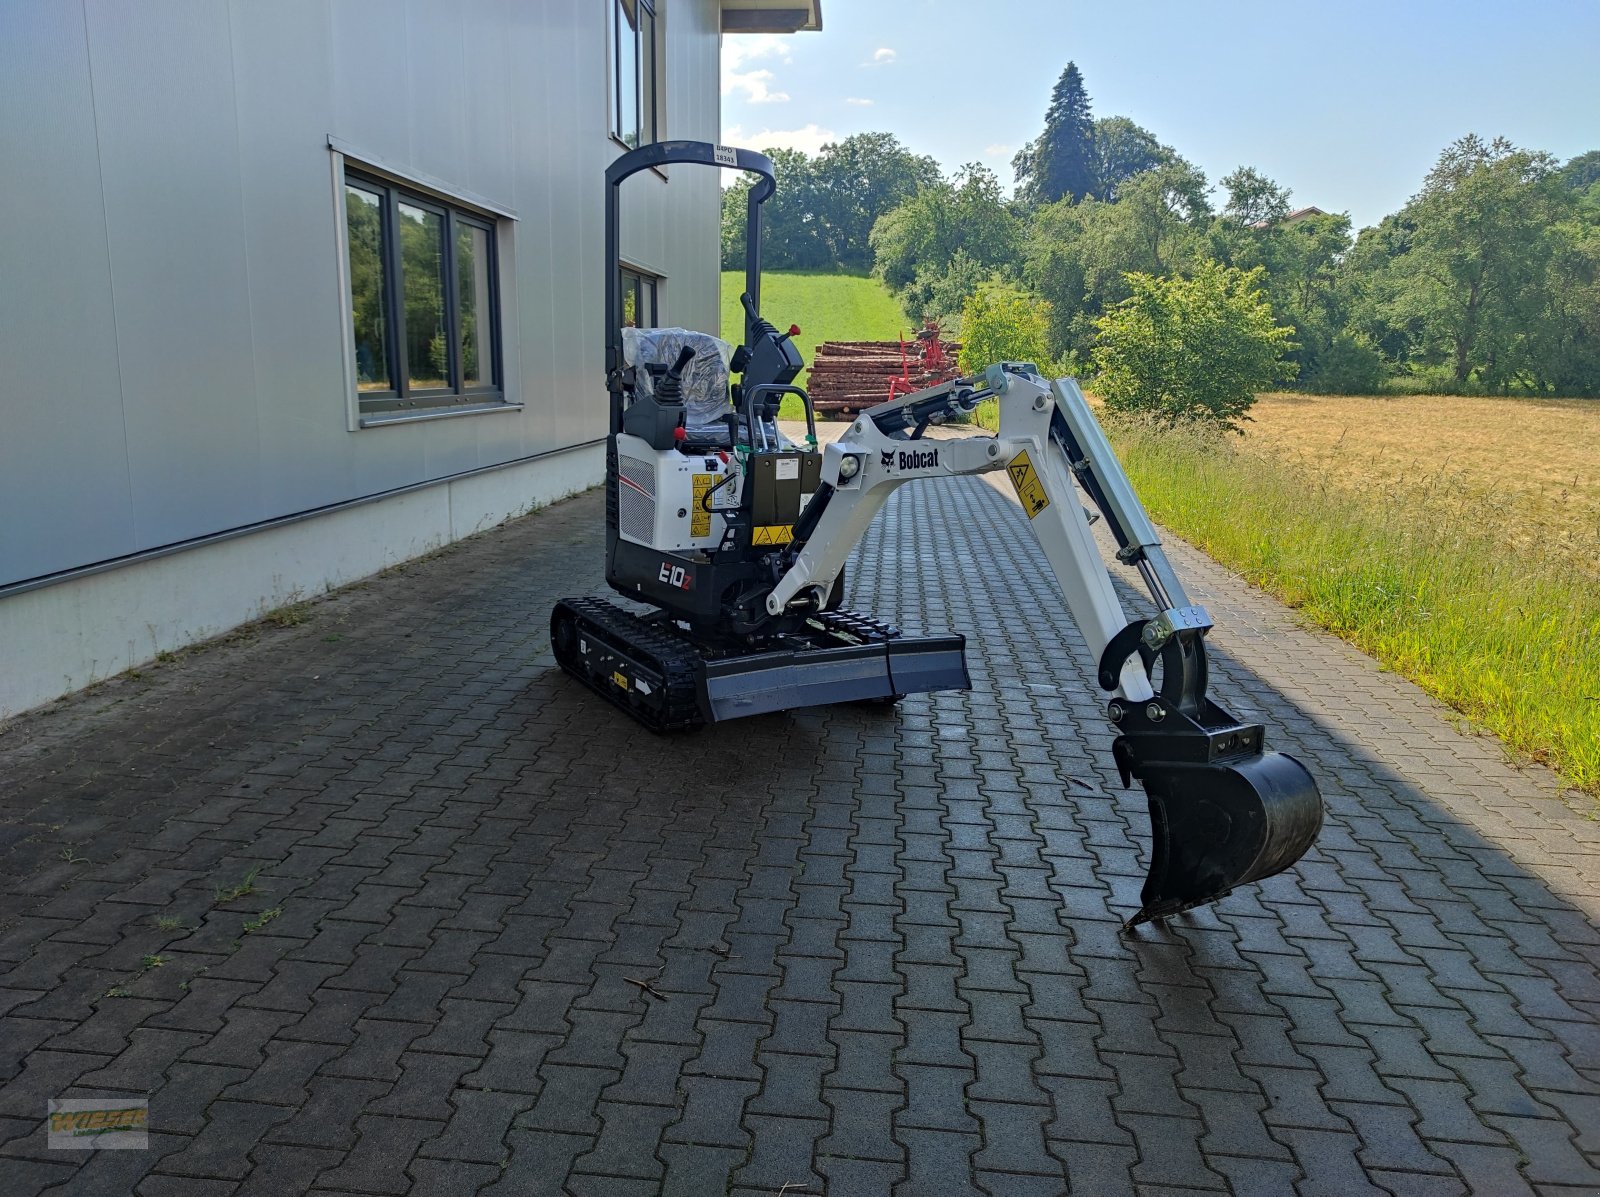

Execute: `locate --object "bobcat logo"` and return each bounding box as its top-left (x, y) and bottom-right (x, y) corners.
top-left (879, 450), bottom-right (895, 468)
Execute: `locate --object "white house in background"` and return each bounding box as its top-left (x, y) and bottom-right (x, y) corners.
top-left (0, 0), bottom-right (821, 719)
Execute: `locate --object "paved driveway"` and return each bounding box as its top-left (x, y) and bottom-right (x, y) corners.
top-left (1, 475), bottom-right (1596, 1196)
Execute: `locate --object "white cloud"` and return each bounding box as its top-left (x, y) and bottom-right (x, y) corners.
top-left (723, 122), bottom-right (840, 157)
top-left (722, 34), bottom-right (792, 104)
top-left (984, 143), bottom-right (1013, 157)
top-left (863, 47), bottom-right (897, 66)
top-left (846, 96), bottom-right (874, 107)
top-left (727, 69), bottom-right (789, 103)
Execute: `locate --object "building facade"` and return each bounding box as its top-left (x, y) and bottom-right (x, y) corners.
top-left (0, 0), bottom-right (818, 719)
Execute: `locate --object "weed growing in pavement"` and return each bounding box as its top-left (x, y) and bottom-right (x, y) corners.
top-left (213, 867), bottom-right (261, 904)
top-left (242, 908), bottom-right (282, 934)
top-left (263, 601), bottom-right (312, 628)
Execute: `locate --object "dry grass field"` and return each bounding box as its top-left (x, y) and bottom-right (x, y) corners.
top-left (1108, 393), bottom-right (1600, 800)
top-left (1242, 393), bottom-right (1600, 572)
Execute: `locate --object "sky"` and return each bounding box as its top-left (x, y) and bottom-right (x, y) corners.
top-left (721, 0), bottom-right (1600, 231)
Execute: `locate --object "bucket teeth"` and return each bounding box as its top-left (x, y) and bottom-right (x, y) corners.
top-left (1125, 751), bottom-right (1323, 930)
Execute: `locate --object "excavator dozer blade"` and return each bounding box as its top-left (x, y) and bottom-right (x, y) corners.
top-left (1126, 750), bottom-right (1322, 929)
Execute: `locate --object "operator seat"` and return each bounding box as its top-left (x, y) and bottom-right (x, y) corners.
top-left (621, 327), bottom-right (735, 444)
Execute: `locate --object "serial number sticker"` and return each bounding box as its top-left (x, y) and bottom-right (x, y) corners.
top-left (774, 458), bottom-right (800, 481)
top-left (752, 525), bottom-right (794, 546)
top-left (1006, 450), bottom-right (1051, 519)
top-left (611, 670), bottom-right (629, 690)
top-left (690, 473), bottom-right (714, 538)
top-left (713, 145), bottom-right (739, 166)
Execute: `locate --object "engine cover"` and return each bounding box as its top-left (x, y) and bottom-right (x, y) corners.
top-left (615, 433), bottom-right (740, 552)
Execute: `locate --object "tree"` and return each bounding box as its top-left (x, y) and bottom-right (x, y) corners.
top-left (901, 249), bottom-right (995, 328)
top-left (1091, 261), bottom-right (1297, 429)
top-left (719, 133), bottom-right (944, 273)
top-left (1385, 135), bottom-right (1566, 388)
top-left (720, 148), bottom-right (827, 270)
top-left (1220, 166), bottom-right (1291, 227)
top-left (1014, 62), bottom-right (1097, 206)
top-left (1209, 204), bottom-right (1355, 384)
top-left (870, 164), bottom-right (1021, 300)
top-left (1562, 150), bottom-right (1600, 191)
top-left (1022, 157), bottom-right (1213, 361)
top-left (809, 133), bottom-right (942, 271)
top-left (957, 282), bottom-right (1054, 375)
top-left (1092, 116), bottom-right (1169, 202)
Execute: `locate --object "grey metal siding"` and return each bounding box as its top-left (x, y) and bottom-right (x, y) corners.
top-left (0, 0), bottom-right (723, 589)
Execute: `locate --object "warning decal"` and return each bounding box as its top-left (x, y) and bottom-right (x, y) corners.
top-left (690, 474), bottom-right (714, 538)
top-left (611, 670), bottom-right (629, 691)
top-left (1007, 450), bottom-right (1051, 519)
top-left (752, 525), bottom-right (794, 546)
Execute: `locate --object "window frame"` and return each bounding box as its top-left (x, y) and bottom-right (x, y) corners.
top-left (342, 167), bottom-right (505, 417)
top-left (619, 265), bottom-right (661, 329)
top-left (611, 0), bottom-right (661, 150)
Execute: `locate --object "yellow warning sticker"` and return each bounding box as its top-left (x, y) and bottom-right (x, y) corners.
top-left (611, 670), bottom-right (629, 690)
top-left (690, 474), bottom-right (714, 538)
top-left (752, 525), bottom-right (794, 546)
top-left (1006, 450), bottom-right (1051, 519)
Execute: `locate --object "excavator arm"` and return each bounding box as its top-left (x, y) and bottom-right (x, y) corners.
top-left (768, 363), bottom-right (1324, 928)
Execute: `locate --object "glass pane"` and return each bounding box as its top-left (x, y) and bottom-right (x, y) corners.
top-left (642, 277), bottom-right (656, 327)
top-left (456, 222), bottom-right (494, 389)
top-left (397, 200), bottom-right (449, 390)
top-left (616, 0), bottom-right (639, 147)
top-left (621, 271), bottom-right (639, 327)
top-left (344, 184), bottom-right (390, 392)
top-left (639, 4), bottom-right (656, 144)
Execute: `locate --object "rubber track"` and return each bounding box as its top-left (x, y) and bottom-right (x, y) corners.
top-left (555, 597), bottom-right (906, 733)
top-left (555, 597), bottom-right (705, 732)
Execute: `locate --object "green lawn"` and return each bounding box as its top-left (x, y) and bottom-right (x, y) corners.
top-left (719, 270), bottom-right (908, 388)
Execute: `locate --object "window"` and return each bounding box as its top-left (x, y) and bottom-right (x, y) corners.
top-left (612, 0), bottom-right (659, 148)
top-left (620, 267), bottom-right (660, 328)
top-left (343, 170), bottom-right (501, 415)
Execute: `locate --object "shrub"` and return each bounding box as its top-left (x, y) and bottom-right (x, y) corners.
top-left (1090, 262), bottom-right (1297, 430)
top-left (957, 282), bottom-right (1054, 376)
top-left (902, 249), bottom-right (993, 327)
top-left (1304, 333), bottom-right (1385, 394)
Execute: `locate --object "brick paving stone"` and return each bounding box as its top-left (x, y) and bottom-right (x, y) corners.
top-left (3, 476), bottom-right (1598, 1196)
top-left (234, 1144), bottom-right (344, 1197)
top-left (158, 1100), bottom-right (293, 1181)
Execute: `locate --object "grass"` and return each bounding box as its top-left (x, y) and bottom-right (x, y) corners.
top-left (721, 270), bottom-right (910, 417)
top-left (213, 867), bottom-right (261, 905)
top-left (242, 908), bottom-right (282, 934)
top-left (1244, 392), bottom-right (1600, 573)
top-left (263, 600), bottom-right (313, 628)
top-left (1105, 402), bottom-right (1600, 801)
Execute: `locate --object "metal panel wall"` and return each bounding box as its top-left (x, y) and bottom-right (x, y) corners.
top-left (0, 0), bottom-right (724, 589)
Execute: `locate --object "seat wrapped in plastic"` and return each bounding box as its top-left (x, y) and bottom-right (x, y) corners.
top-left (622, 327), bottom-right (734, 443)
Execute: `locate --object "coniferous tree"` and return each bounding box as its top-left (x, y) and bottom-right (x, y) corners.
top-left (1014, 63), bottom-right (1097, 206)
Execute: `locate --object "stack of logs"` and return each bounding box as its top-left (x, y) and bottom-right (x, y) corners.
top-left (807, 322), bottom-right (963, 416)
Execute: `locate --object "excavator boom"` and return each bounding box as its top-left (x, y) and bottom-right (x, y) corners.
top-left (765, 364), bottom-right (1323, 927)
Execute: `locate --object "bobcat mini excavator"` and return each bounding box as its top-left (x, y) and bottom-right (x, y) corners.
top-left (552, 141), bottom-right (1322, 928)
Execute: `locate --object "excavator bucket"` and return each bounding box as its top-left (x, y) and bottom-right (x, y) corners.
top-left (1125, 750), bottom-right (1322, 929)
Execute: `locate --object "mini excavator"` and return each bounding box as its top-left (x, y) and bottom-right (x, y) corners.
top-left (552, 141), bottom-right (1323, 927)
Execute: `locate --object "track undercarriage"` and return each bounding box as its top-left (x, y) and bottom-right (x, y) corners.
top-left (551, 596), bottom-right (970, 732)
